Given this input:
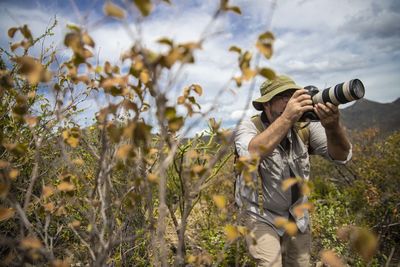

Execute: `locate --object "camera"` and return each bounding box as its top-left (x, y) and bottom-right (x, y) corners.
top-left (300, 79), bottom-right (365, 121)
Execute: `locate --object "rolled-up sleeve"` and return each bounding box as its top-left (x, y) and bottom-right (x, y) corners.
top-left (308, 122), bottom-right (352, 164)
top-left (234, 119), bottom-right (258, 157)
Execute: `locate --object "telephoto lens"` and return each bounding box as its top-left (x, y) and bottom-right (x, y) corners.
top-left (312, 79), bottom-right (365, 105)
top-left (300, 79), bottom-right (365, 121)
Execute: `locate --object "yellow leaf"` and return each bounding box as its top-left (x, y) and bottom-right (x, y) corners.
top-left (103, 2), bottom-right (126, 19)
top-left (66, 137), bottom-right (79, 148)
top-left (147, 173), bottom-right (158, 183)
top-left (116, 144), bottom-right (133, 160)
top-left (9, 169), bottom-right (20, 180)
top-left (186, 150), bottom-right (198, 159)
top-left (69, 220), bottom-right (81, 228)
top-left (274, 217), bottom-right (288, 228)
top-left (0, 183), bottom-right (10, 198)
top-left (43, 202), bottom-right (55, 212)
top-left (320, 250), bottom-right (345, 267)
top-left (301, 182), bottom-right (311, 196)
top-left (0, 207), bottom-right (15, 221)
top-left (0, 160), bottom-right (10, 169)
top-left (242, 68), bottom-right (257, 81)
top-left (212, 195), bottom-right (226, 209)
top-left (52, 259), bottom-right (71, 267)
top-left (20, 236), bottom-right (43, 250)
top-left (57, 182), bottom-right (75, 192)
top-left (177, 96), bottom-right (186, 104)
top-left (237, 226), bottom-right (248, 236)
top-left (192, 164), bottom-right (204, 174)
top-left (256, 41), bottom-right (273, 60)
top-left (284, 222), bottom-right (298, 236)
top-left (24, 115), bottom-right (38, 127)
top-left (62, 130), bottom-right (69, 140)
top-left (293, 202), bottom-right (314, 218)
top-left (72, 158), bottom-right (84, 166)
top-left (187, 255), bottom-right (197, 264)
top-left (224, 225), bottom-right (239, 242)
top-left (191, 84), bottom-right (203, 96)
top-left (133, 0), bottom-right (153, 17)
top-left (139, 70), bottom-right (150, 84)
top-left (82, 32), bottom-right (95, 47)
top-left (42, 186), bottom-right (54, 199)
top-left (281, 178), bottom-right (298, 191)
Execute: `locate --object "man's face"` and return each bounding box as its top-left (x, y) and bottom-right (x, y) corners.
top-left (263, 89), bottom-right (296, 122)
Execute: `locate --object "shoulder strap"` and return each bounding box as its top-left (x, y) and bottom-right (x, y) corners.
top-left (251, 114), bottom-right (265, 134)
top-left (294, 122), bottom-right (310, 148)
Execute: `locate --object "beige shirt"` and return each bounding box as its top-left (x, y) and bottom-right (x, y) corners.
top-left (234, 118), bottom-right (352, 236)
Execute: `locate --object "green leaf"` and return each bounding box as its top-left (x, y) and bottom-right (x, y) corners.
top-left (226, 6), bottom-right (241, 15)
top-left (258, 67), bottom-right (276, 80)
top-left (229, 46), bottom-right (242, 54)
top-left (157, 37), bottom-right (174, 47)
top-left (258, 31), bottom-right (275, 41)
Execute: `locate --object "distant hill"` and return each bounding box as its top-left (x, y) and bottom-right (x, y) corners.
top-left (340, 98), bottom-right (400, 135)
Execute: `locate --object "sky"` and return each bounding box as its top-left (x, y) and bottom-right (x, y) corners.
top-left (1, 0), bottom-right (399, 136)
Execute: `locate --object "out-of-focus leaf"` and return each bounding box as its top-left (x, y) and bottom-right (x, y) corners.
top-left (104, 2), bottom-right (126, 19)
top-left (0, 207), bottom-right (15, 221)
top-left (212, 195), bottom-right (226, 209)
top-left (82, 32), bottom-right (95, 47)
top-left (177, 96), bottom-right (186, 104)
top-left (0, 183), bottom-right (10, 199)
top-left (157, 37), bottom-right (174, 47)
top-left (8, 169), bottom-right (20, 180)
top-left (225, 6), bottom-right (241, 14)
top-left (274, 217), bottom-right (288, 228)
top-left (42, 186), bottom-right (54, 199)
top-left (281, 177), bottom-right (298, 191)
top-left (20, 25), bottom-right (32, 40)
top-left (224, 224), bottom-right (239, 242)
top-left (320, 250), bottom-right (345, 267)
top-left (8, 27), bottom-right (18, 38)
top-left (258, 67), bottom-right (276, 80)
top-left (147, 173), bottom-right (158, 183)
top-left (116, 144), bottom-right (133, 160)
top-left (133, 0), bottom-right (153, 17)
top-left (168, 116), bottom-right (184, 132)
top-left (57, 182), bottom-right (75, 192)
top-left (259, 31), bottom-right (275, 41)
top-left (20, 236), bottom-right (43, 250)
top-left (43, 202), bottom-right (55, 212)
top-left (284, 222), bottom-right (298, 236)
top-left (229, 46), bottom-right (242, 54)
top-left (191, 84), bottom-right (203, 96)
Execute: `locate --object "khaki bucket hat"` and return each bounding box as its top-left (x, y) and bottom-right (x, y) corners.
top-left (252, 75), bottom-right (303, 111)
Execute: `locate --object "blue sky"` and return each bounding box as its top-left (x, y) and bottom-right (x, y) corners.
top-left (1, 0), bottom-right (399, 135)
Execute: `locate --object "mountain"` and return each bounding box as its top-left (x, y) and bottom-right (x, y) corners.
top-left (340, 98), bottom-right (400, 135)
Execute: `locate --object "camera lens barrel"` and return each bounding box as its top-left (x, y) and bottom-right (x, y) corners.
top-left (312, 79), bottom-right (365, 105)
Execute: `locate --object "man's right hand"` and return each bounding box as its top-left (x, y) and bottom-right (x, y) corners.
top-left (281, 89), bottom-right (314, 124)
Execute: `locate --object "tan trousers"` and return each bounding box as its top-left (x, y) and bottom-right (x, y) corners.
top-left (245, 219), bottom-right (311, 267)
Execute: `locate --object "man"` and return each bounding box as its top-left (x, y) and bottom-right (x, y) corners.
top-left (234, 75), bottom-right (352, 267)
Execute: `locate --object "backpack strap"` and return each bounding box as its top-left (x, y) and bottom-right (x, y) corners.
top-left (251, 114), bottom-right (265, 134)
top-left (294, 122), bottom-right (310, 149)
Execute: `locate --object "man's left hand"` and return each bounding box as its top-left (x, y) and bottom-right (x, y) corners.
top-left (314, 102), bottom-right (340, 129)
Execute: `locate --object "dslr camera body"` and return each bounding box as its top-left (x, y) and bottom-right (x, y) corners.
top-left (300, 79), bottom-right (365, 121)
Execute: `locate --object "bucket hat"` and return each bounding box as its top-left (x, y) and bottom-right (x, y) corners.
top-left (252, 75), bottom-right (303, 110)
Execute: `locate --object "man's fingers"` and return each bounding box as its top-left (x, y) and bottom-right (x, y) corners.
top-left (325, 102), bottom-right (339, 113)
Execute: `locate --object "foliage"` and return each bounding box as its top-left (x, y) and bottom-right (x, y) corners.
top-left (0, 1), bottom-right (398, 266)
